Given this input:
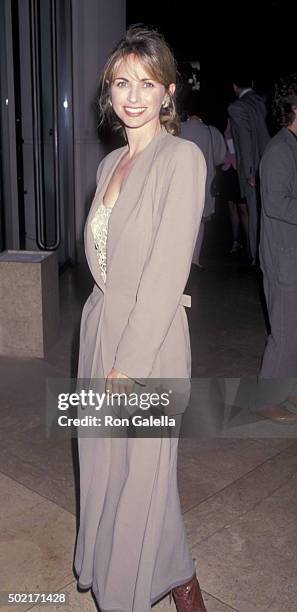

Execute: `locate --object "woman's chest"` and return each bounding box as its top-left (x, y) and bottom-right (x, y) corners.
top-left (103, 155), bottom-right (139, 208)
top-left (91, 178), bottom-right (157, 290)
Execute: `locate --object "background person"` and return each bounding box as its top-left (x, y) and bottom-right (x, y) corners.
top-left (220, 118), bottom-right (249, 255)
top-left (251, 72), bottom-right (297, 423)
top-left (228, 74), bottom-right (270, 263)
top-left (180, 89), bottom-right (226, 269)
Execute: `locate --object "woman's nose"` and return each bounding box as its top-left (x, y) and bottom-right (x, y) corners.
top-left (127, 84), bottom-right (140, 103)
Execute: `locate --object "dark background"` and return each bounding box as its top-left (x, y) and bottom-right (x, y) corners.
top-left (126, 0), bottom-right (295, 129)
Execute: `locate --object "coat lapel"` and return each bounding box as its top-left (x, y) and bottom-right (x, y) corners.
top-left (106, 130), bottom-right (168, 271)
top-left (85, 146), bottom-right (128, 292)
top-left (84, 130), bottom-right (168, 291)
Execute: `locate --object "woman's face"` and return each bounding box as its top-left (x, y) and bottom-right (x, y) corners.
top-left (110, 54), bottom-right (175, 131)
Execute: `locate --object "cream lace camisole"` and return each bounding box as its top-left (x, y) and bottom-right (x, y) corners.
top-left (90, 202), bottom-right (114, 283)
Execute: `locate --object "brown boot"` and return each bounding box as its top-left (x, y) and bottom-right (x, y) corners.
top-left (256, 403), bottom-right (297, 422)
top-left (171, 573), bottom-right (207, 611)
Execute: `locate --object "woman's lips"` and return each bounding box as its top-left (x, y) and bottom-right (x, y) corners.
top-left (124, 107), bottom-right (147, 117)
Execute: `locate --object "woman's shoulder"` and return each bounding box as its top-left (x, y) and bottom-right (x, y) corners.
top-left (180, 118), bottom-right (205, 136)
top-left (96, 145), bottom-right (127, 184)
top-left (102, 145), bottom-right (127, 166)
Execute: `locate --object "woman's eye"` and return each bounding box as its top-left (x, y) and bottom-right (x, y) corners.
top-left (115, 80), bottom-right (154, 88)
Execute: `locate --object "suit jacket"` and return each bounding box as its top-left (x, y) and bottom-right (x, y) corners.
top-left (259, 127), bottom-right (297, 286)
top-left (228, 90), bottom-right (270, 195)
top-left (77, 130), bottom-right (206, 383)
top-left (180, 119), bottom-right (226, 217)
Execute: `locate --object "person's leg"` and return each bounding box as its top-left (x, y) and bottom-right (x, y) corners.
top-left (192, 220), bottom-right (205, 268)
top-left (228, 201), bottom-right (243, 253)
top-left (244, 184), bottom-right (259, 262)
top-left (228, 200), bottom-right (240, 245)
top-left (251, 276), bottom-right (297, 421)
top-left (260, 278), bottom-right (297, 377)
top-left (237, 201), bottom-right (249, 254)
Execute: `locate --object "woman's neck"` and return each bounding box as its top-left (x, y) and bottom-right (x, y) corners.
top-left (124, 120), bottom-right (164, 158)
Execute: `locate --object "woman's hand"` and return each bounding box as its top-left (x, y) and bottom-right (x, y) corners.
top-left (106, 368), bottom-right (135, 396)
top-left (247, 176), bottom-right (256, 187)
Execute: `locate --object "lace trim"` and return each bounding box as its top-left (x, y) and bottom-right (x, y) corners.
top-left (90, 203), bottom-right (113, 283)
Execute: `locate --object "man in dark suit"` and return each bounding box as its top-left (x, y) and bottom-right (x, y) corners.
top-left (228, 76), bottom-right (270, 263)
top-left (251, 72), bottom-right (297, 422)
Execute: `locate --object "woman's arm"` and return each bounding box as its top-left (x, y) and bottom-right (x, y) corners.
top-left (112, 140), bottom-right (206, 381)
top-left (213, 127), bottom-right (227, 166)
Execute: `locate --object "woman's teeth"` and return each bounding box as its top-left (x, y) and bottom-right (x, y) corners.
top-left (124, 107), bottom-right (146, 115)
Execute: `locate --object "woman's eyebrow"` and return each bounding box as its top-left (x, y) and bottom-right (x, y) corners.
top-left (113, 76), bottom-right (154, 82)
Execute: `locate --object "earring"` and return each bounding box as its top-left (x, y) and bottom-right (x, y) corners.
top-left (162, 95), bottom-right (170, 109)
top-left (108, 99), bottom-right (112, 107)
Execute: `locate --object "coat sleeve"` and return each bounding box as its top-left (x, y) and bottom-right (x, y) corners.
top-left (113, 141), bottom-right (207, 380)
top-left (260, 144), bottom-right (297, 225)
top-left (228, 102), bottom-right (254, 178)
top-left (212, 127), bottom-right (227, 165)
top-left (96, 157), bottom-right (105, 186)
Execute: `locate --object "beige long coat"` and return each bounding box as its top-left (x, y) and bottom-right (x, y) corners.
top-left (74, 129), bottom-right (206, 611)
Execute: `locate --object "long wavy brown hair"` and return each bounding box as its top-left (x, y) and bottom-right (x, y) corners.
top-left (98, 25), bottom-right (180, 137)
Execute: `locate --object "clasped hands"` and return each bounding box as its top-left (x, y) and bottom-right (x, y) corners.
top-left (105, 367), bottom-right (135, 396)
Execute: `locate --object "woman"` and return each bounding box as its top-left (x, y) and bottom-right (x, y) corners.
top-left (180, 90), bottom-right (226, 269)
top-left (220, 119), bottom-right (249, 255)
top-left (74, 25), bottom-right (207, 611)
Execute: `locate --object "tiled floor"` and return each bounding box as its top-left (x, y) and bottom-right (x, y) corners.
top-left (0, 214), bottom-right (296, 611)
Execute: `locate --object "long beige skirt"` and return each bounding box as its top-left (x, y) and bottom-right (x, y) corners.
top-left (74, 422), bottom-right (195, 612)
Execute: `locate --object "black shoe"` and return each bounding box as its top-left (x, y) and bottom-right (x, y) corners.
top-left (228, 240), bottom-right (242, 255)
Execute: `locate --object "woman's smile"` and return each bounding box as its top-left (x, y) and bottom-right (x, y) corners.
top-left (124, 106), bottom-right (147, 117)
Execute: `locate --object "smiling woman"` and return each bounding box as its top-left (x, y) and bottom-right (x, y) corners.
top-left (73, 24), bottom-right (207, 612)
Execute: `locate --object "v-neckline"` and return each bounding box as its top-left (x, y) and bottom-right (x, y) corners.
top-left (101, 147), bottom-right (128, 209)
top-left (101, 129), bottom-right (167, 210)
